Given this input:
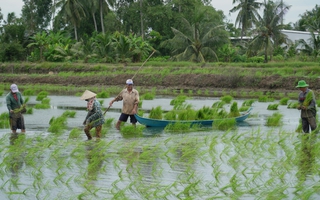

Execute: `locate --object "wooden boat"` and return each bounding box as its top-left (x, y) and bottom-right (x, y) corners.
top-left (135, 107), bottom-right (252, 127)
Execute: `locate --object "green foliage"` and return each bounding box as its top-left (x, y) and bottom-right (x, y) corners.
top-left (258, 95), bottom-right (274, 102)
top-left (23, 89), bottom-right (35, 96)
top-left (62, 110), bottom-right (76, 118)
top-left (212, 101), bottom-right (225, 108)
top-left (279, 97), bottom-right (290, 105)
top-left (36, 91), bottom-right (49, 101)
top-left (103, 118), bottom-right (114, 127)
top-left (213, 118), bottom-right (237, 130)
top-left (242, 99), bottom-right (256, 106)
top-left (97, 91), bottom-right (110, 98)
top-left (48, 115), bottom-right (68, 134)
top-left (220, 95), bottom-right (233, 103)
top-left (267, 104), bottom-right (279, 110)
top-left (69, 128), bottom-right (82, 139)
top-left (120, 125), bottom-right (144, 136)
top-left (164, 111), bottom-right (177, 120)
top-left (34, 98), bottom-right (50, 109)
top-left (149, 106), bottom-right (163, 119)
top-left (142, 92), bottom-right (155, 100)
top-left (170, 95), bottom-right (188, 106)
top-left (287, 102), bottom-right (299, 109)
top-left (0, 112), bottom-right (10, 128)
top-left (228, 102), bottom-right (240, 117)
top-left (266, 112), bottom-right (283, 126)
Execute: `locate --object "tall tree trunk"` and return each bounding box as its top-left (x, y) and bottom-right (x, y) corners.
top-left (100, 0), bottom-right (105, 34)
top-left (92, 13), bottom-right (97, 32)
top-left (74, 25), bottom-right (78, 41)
top-left (264, 40), bottom-right (268, 63)
top-left (140, 0), bottom-right (144, 39)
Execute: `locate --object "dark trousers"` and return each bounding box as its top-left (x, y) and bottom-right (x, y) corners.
top-left (301, 117), bottom-right (317, 133)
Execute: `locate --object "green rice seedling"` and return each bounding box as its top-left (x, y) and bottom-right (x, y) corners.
top-left (62, 110), bottom-right (76, 118)
top-left (36, 91), bottom-right (49, 101)
top-left (69, 128), bottom-right (82, 139)
top-left (104, 118), bottom-right (114, 127)
top-left (149, 106), bottom-right (163, 119)
top-left (0, 91), bottom-right (3, 96)
top-left (220, 95), bottom-right (233, 103)
top-left (279, 97), bottom-right (290, 105)
top-left (48, 115), bottom-right (68, 134)
top-left (316, 100), bottom-right (320, 107)
top-left (258, 95), bottom-right (268, 102)
top-left (197, 90), bottom-right (202, 95)
top-left (267, 104), bottom-right (279, 110)
top-left (266, 112), bottom-right (283, 126)
top-left (177, 109), bottom-right (196, 120)
top-left (98, 100), bottom-right (104, 106)
top-left (96, 91), bottom-right (109, 98)
top-left (26, 107), bottom-right (33, 114)
top-left (287, 102), bottom-right (299, 109)
top-left (138, 100), bottom-right (143, 108)
top-left (212, 101), bottom-right (225, 108)
top-left (213, 91), bottom-right (219, 96)
top-left (170, 95), bottom-right (188, 106)
top-left (239, 106), bottom-right (250, 112)
top-left (228, 102), bottom-right (240, 117)
top-left (164, 110), bottom-right (177, 120)
top-left (212, 118), bottom-right (237, 130)
top-left (204, 89), bottom-right (209, 96)
top-left (242, 99), bottom-right (255, 106)
top-left (23, 89), bottom-right (35, 96)
top-left (188, 90), bottom-right (193, 96)
top-left (120, 125), bottom-right (144, 136)
top-left (138, 110), bottom-right (144, 116)
top-left (0, 112), bottom-right (9, 128)
top-left (34, 98), bottom-right (51, 109)
top-left (142, 92), bottom-right (155, 100)
top-left (164, 122), bottom-right (191, 133)
top-left (287, 92), bottom-right (297, 99)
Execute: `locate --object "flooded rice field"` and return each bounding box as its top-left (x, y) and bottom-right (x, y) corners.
top-left (0, 95), bottom-right (319, 199)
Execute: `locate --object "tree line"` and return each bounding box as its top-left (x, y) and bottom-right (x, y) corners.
top-left (0, 0), bottom-right (319, 63)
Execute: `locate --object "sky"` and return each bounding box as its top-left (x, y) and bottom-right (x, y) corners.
top-left (0, 0), bottom-right (318, 25)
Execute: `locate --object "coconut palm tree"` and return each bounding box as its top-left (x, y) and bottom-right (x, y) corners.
top-left (247, 0), bottom-right (290, 63)
top-left (162, 6), bottom-right (229, 63)
top-left (298, 32), bottom-right (320, 59)
top-left (58, 0), bottom-right (86, 40)
top-left (230, 0), bottom-right (262, 40)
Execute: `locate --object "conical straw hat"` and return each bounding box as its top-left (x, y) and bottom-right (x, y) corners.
top-left (80, 90), bottom-right (96, 100)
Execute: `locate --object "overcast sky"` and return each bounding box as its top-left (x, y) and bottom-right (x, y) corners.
top-left (0, 0), bottom-right (318, 25)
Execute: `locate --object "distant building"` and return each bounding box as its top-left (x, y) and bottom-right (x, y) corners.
top-left (230, 30), bottom-right (319, 49)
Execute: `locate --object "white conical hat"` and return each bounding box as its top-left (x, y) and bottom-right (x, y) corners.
top-left (80, 90), bottom-right (96, 100)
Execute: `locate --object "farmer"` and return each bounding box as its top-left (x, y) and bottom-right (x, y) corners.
top-left (296, 80), bottom-right (317, 133)
top-left (109, 79), bottom-right (139, 130)
top-left (5, 84), bottom-right (26, 134)
top-left (81, 90), bottom-right (105, 140)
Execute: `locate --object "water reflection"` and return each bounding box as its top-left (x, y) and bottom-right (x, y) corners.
top-left (296, 134), bottom-right (316, 182)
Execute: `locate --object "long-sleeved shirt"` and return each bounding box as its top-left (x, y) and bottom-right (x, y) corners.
top-left (6, 92), bottom-right (24, 112)
top-left (298, 88), bottom-right (316, 118)
top-left (114, 88), bottom-right (139, 115)
top-left (85, 99), bottom-right (105, 127)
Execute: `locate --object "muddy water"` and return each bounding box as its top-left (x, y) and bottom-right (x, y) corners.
top-left (0, 95), bottom-right (318, 199)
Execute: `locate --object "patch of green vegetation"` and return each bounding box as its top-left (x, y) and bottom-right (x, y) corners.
top-left (267, 104), bottom-right (279, 110)
top-left (266, 112), bottom-right (283, 126)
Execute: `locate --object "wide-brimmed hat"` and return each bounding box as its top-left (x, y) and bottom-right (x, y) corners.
top-left (126, 79), bottom-right (133, 85)
top-left (80, 90), bottom-right (96, 100)
top-left (10, 84), bottom-right (19, 93)
top-left (296, 80), bottom-right (309, 88)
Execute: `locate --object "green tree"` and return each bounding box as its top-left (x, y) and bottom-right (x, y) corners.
top-left (295, 4), bottom-right (320, 32)
top-left (298, 32), bottom-right (320, 59)
top-left (21, 0), bottom-right (53, 33)
top-left (230, 0), bottom-right (262, 39)
top-left (248, 0), bottom-right (290, 63)
top-left (58, 0), bottom-right (86, 40)
top-left (162, 5), bottom-right (229, 62)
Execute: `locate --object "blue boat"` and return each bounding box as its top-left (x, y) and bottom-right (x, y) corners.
top-left (135, 107), bottom-right (252, 127)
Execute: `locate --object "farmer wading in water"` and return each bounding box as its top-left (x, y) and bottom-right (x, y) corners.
top-left (81, 90), bottom-right (105, 140)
